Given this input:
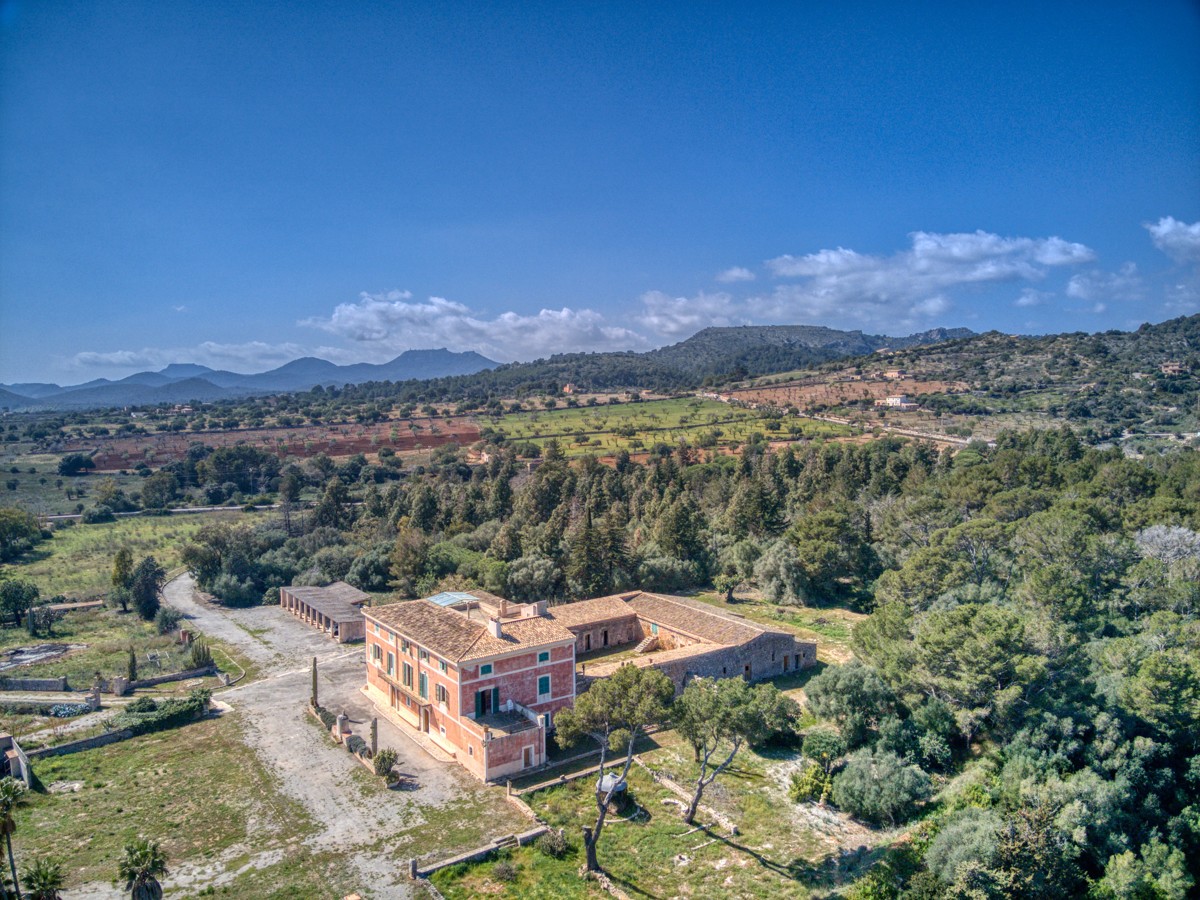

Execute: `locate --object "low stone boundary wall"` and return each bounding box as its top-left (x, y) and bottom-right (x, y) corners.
top-left (632, 755), bottom-right (738, 835)
top-left (413, 826), bottom-right (548, 879)
top-left (27, 728), bottom-right (135, 759)
top-left (130, 664), bottom-right (215, 690)
top-left (512, 762), bottom-right (605, 797)
top-left (0, 676), bottom-right (70, 692)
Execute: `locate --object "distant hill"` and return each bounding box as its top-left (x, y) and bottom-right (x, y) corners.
top-left (318, 324), bottom-right (982, 403)
top-left (834, 314), bottom-right (1200, 434)
top-left (648, 325), bottom-right (974, 376)
top-left (0, 348), bottom-right (499, 410)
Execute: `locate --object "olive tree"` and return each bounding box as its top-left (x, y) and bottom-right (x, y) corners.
top-left (554, 663), bottom-right (674, 872)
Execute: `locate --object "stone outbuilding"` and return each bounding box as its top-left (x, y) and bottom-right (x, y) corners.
top-left (551, 591), bottom-right (817, 691)
top-left (280, 581), bottom-right (369, 643)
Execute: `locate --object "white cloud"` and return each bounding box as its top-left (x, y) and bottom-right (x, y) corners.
top-left (1065, 262), bottom-right (1144, 304)
top-left (1014, 288), bottom-right (1050, 308)
top-left (635, 290), bottom-right (741, 337)
top-left (302, 290), bottom-right (646, 361)
top-left (715, 266), bottom-right (756, 283)
top-left (193, 341), bottom-right (308, 368)
top-left (1146, 216), bottom-right (1200, 263)
top-left (760, 230), bottom-right (1095, 332)
top-left (72, 349), bottom-right (170, 370)
top-left (1164, 279), bottom-right (1200, 315)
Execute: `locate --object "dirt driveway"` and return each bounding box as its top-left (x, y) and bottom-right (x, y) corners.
top-left (83, 575), bottom-right (530, 899)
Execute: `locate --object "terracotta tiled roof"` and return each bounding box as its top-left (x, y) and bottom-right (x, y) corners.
top-left (547, 596), bottom-right (638, 629)
top-left (624, 592), bottom-right (788, 646)
top-left (365, 600), bottom-right (574, 663)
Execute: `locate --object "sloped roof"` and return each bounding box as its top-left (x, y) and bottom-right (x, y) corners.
top-left (286, 581), bottom-right (369, 606)
top-left (365, 600), bottom-right (574, 663)
top-left (281, 582), bottom-right (368, 624)
top-left (624, 592), bottom-right (788, 646)
top-left (547, 595), bottom-right (638, 629)
top-left (427, 591), bottom-right (478, 607)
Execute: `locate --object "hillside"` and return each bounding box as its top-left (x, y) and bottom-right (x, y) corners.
top-left (647, 324), bottom-right (973, 376)
top-left (757, 314), bottom-right (1199, 441)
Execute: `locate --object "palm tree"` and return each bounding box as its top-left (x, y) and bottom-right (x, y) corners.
top-left (117, 839), bottom-right (167, 900)
top-left (20, 858), bottom-right (63, 900)
top-left (0, 777), bottom-right (27, 900)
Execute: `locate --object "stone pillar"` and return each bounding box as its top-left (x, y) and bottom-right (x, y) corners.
top-left (370, 717), bottom-right (378, 756)
top-left (88, 686), bottom-right (101, 710)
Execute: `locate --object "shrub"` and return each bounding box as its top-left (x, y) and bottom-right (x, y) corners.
top-left (112, 688), bottom-right (209, 736)
top-left (124, 696), bottom-right (158, 714)
top-left (81, 505), bottom-right (116, 524)
top-left (345, 735), bottom-right (368, 756)
top-left (188, 642), bottom-right (214, 670)
top-left (492, 861), bottom-right (518, 883)
top-left (789, 763), bottom-right (831, 804)
top-left (536, 829), bottom-right (571, 859)
top-left (373, 748), bottom-right (398, 777)
top-left (154, 607), bottom-right (183, 635)
top-left (49, 702), bottom-right (90, 718)
top-left (831, 748), bottom-right (931, 826)
top-left (314, 705), bottom-right (337, 730)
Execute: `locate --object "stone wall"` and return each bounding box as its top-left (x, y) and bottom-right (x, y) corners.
top-left (27, 728), bottom-right (135, 759)
top-left (643, 633), bottom-right (817, 692)
top-left (129, 664), bottom-right (215, 690)
top-left (571, 615), bottom-right (641, 655)
top-left (0, 676), bottom-right (70, 692)
top-left (0, 734), bottom-right (32, 787)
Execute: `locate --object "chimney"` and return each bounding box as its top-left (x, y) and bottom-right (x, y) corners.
top-left (487, 618), bottom-right (503, 638)
top-left (499, 598), bottom-right (509, 617)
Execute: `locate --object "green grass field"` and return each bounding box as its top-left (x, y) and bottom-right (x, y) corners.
top-left (0, 443), bottom-right (153, 517)
top-left (9, 712), bottom-right (358, 897)
top-left (0, 605), bottom-right (205, 700)
top-left (436, 729), bottom-right (884, 899)
top-left (1, 509), bottom-right (266, 600)
top-left (492, 397), bottom-right (851, 458)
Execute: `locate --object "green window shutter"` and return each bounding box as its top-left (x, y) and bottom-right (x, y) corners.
top-left (538, 675), bottom-right (550, 696)
top-left (475, 690), bottom-right (483, 717)
top-left (492, 687), bottom-right (500, 710)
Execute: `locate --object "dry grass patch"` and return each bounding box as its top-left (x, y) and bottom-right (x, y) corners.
top-left (12, 711), bottom-right (314, 888)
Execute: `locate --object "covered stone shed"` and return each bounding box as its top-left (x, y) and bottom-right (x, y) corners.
top-left (279, 582), bottom-right (368, 643)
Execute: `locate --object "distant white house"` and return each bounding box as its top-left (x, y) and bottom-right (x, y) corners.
top-left (876, 394), bottom-right (920, 411)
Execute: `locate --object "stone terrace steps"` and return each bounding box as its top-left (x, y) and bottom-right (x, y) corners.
top-left (634, 635), bottom-right (659, 654)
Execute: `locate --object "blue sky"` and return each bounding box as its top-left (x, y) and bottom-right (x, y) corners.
top-left (2, 1), bottom-right (1199, 385)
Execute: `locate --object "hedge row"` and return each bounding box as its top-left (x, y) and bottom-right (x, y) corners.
top-left (111, 688), bottom-right (211, 736)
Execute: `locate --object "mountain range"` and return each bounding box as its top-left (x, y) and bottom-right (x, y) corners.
top-left (0, 349), bottom-right (500, 411)
top-left (0, 325), bottom-right (980, 412)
